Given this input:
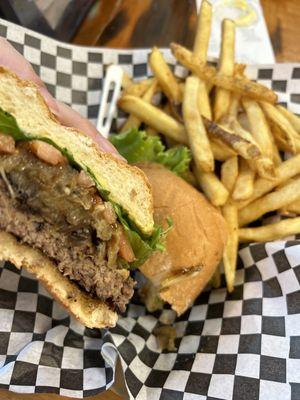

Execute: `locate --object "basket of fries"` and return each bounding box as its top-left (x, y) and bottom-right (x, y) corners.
top-left (116, 1), bottom-right (300, 295)
top-left (0, 2), bottom-right (299, 399)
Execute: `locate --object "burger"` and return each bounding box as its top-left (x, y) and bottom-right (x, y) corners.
top-left (0, 68), bottom-right (164, 328)
top-left (111, 129), bottom-right (228, 316)
top-left (0, 68), bottom-right (227, 329)
top-left (138, 163), bottom-right (227, 315)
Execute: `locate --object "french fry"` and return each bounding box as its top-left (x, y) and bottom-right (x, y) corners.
top-left (276, 176), bottom-right (298, 190)
top-left (123, 78), bottom-right (155, 97)
top-left (232, 119), bottom-right (262, 149)
top-left (162, 105), bottom-right (179, 147)
top-left (232, 120), bottom-right (264, 153)
top-left (170, 43), bottom-right (277, 103)
top-left (120, 115), bottom-right (141, 133)
top-left (239, 217), bottom-right (300, 242)
top-left (238, 145), bottom-right (275, 181)
top-left (223, 97), bottom-right (269, 150)
top-left (261, 101), bottom-right (298, 153)
top-left (149, 47), bottom-right (181, 104)
top-left (121, 79), bottom-right (159, 132)
top-left (264, 121), bottom-right (282, 165)
top-left (211, 138), bottom-right (237, 161)
top-left (198, 79), bottom-right (212, 119)
top-left (143, 79), bottom-right (159, 103)
top-left (204, 117), bottom-right (260, 160)
top-left (238, 112), bottom-right (250, 131)
top-left (221, 96), bottom-right (259, 148)
top-left (118, 95), bottom-right (187, 143)
top-left (223, 94), bottom-right (239, 121)
top-left (194, 167), bottom-right (229, 206)
top-left (282, 200), bottom-right (300, 215)
top-left (183, 76), bottom-right (214, 172)
top-left (239, 176), bottom-right (300, 226)
top-left (205, 114), bottom-right (274, 179)
top-left (193, 0), bottom-right (213, 120)
top-left (182, 170), bottom-right (198, 187)
top-left (214, 19), bottom-right (235, 121)
top-left (227, 116), bottom-right (259, 149)
top-left (221, 156), bottom-right (239, 193)
top-left (234, 63), bottom-right (246, 76)
top-left (242, 99), bottom-right (275, 161)
top-left (193, 0), bottom-right (212, 59)
top-left (232, 158), bottom-right (255, 201)
top-left (237, 154), bottom-right (300, 209)
top-left (271, 120), bottom-right (300, 154)
top-left (222, 202), bottom-right (238, 292)
top-left (121, 71), bottom-right (133, 89)
top-left (271, 122), bottom-right (294, 152)
top-left (277, 105), bottom-right (300, 134)
top-left (222, 97), bottom-right (275, 179)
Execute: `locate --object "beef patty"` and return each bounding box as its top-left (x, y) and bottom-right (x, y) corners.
top-left (0, 145), bottom-right (134, 311)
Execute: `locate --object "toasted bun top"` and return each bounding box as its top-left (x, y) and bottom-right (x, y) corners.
top-left (0, 67), bottom-right (154, 235)
top-left (138, 163), bottom-right (227, 315)
top-left (0, 231), bottom-right (117, 328)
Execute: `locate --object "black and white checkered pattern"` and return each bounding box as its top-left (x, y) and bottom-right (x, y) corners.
top-left (0, 261), bottom-right (116, 397)
top-left (0, 18), bottom-right (300, 400)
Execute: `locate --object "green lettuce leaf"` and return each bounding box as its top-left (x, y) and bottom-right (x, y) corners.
top-left (155, 146), bottom-right (191, 177)
top-left (0, 108), bottom-right (27, 140)
top-left (114, 205), bottom-right (171, 268)
top-left (0, 108), bottom-right (164, 268)
top-left (110, 128), bottom-right (191, 177)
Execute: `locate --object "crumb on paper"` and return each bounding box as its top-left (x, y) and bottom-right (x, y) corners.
top-left (154, 325), bottom-right (177, 351)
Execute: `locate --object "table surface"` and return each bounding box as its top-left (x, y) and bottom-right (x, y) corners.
top-left (5, 0), bottom-right (300, 399)
top-left (72, 0), bottom-right (300, 62)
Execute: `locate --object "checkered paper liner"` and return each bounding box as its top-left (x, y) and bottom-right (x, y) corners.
top-left (0, 18), bottom-right (300, 400)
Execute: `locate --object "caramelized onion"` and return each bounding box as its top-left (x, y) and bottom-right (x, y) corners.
top-left (77, 170), bottom-right (95, 188)
top-left (103, 202), bottom-right (117, 224)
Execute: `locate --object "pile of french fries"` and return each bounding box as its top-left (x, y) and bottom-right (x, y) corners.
top-left (117, 0), bottom-right (300, 292)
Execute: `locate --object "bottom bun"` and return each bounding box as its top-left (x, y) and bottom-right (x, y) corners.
top-left (0, 231), bottom-right (117, 328)
top-left (138, 163), bottom-right (228, 316)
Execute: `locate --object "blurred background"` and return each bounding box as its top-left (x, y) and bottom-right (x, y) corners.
top-left (0, 0), bottom-right (299, 62)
